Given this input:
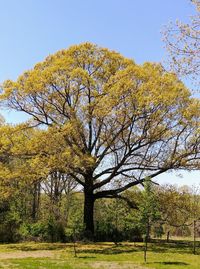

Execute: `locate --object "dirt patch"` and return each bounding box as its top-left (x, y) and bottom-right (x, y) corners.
top-left (0, 250), bottom-right (55, 260)
top-left (91, 261), bottom-right (148, 269)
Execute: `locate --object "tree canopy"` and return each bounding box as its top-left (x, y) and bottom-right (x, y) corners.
top-left (1, 43), bottom-right (200, 236)
top-left (163, 0), bottom-right (200, 84)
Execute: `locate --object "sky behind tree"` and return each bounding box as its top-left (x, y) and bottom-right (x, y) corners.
top-left (0, 0), bottom-right (199, 186)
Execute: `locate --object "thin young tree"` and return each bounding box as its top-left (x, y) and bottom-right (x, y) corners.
top-left (138, 177), bottom-right (161, 263)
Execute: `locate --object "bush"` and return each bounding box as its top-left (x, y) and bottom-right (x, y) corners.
top-left (19, 218), bottom-right (66, 242)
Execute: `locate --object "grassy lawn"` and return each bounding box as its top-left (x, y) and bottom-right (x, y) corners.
top-left (0, 240), bottom-right (199, 269)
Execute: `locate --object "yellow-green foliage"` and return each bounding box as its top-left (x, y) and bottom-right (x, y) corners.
top-left (0, 42), bottom-right (200, 199)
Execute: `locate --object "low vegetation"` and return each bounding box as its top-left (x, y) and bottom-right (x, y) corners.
top-left (0, 240), bottom-right (199, 269)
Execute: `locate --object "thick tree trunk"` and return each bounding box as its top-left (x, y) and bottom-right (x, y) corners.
top-left (83, 189), bottom-right (95, 239)
top-left (31, 182), bottom-right (40, 221)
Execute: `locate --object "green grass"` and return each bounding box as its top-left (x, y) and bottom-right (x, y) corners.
top-left (0, 240), bottom-right (199, 268)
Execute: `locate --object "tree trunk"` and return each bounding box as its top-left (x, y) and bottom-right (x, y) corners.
top-left (31, 182), bottom-right (40, 221)
top-left (83, 189), bottom-right (95, 239)
top-left (167, 231), bottom-right (170, 243)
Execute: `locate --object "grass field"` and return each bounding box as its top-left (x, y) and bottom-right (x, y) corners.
top-left (0, 239), bottom-right (199, 269)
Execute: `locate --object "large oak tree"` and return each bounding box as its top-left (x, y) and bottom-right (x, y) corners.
top-left (1, 43), bottom-right (200, 237)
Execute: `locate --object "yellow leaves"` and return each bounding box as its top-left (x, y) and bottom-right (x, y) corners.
top-left (1, 42), bottom-right (130, 100)
top-left (1, 80), bottom-right (17, 99)
top-left (182, 98), bottom-right (200, 120)
top-left (73, 154), bottom-right (95, 172)
top-left (0, 125), bottom-right (48, 197)
top-left (0, 42), bottom-right (200, 183)
top-left (100, 62), bottom-right (190, 117)
top-left (0, 43), bottom-right (192, 120)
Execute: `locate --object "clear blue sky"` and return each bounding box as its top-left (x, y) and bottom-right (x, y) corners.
top-left (0, 0), bottom-right (199, 186)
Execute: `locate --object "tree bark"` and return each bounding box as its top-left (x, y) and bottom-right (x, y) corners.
top-left (167, 231), bottom-right (170, 243)
top-left (83, 189), bottom-right (95, 239)
top-left (31, 182), bottom-right (40, 221)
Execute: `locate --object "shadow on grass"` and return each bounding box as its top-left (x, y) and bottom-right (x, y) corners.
top-left (7, 243), bottom-right (67, 251)
top-left (78, 256), bottom-right (96, 259)
top-left (150, 241), bottom-right (200, 255)
top-left (152, 261), bottom-right (189, 266)
top-left (6, 243), bottom-right (139, 255)
top-left (77, 245), bottom-right (141, 255)
top-left (150, 245), bottom-right (191, 254)
top-left (5, 239), bottom-right (200, 257)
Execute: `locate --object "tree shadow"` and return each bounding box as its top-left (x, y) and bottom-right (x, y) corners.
top-left (7, 243), bottom-right (67, 251)
top-left (152, 261), bottom-right (189, 266)
top-left (150, 245), bottom-right (190, 254)
top-left (78, 256), bottom-right (96, 259)
top-left (149, 240), bottom-right (200, 255)
top-left (77, 245), bottom-right (140, 255)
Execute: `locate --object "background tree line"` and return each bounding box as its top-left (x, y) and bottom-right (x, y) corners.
top-left (0, 161), bottom-right (199, 244)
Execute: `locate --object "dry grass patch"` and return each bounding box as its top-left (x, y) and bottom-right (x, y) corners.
top-left (0, 250), bottom-right (55, 259)
top-left (91, 261), bottom-right (148, 269)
